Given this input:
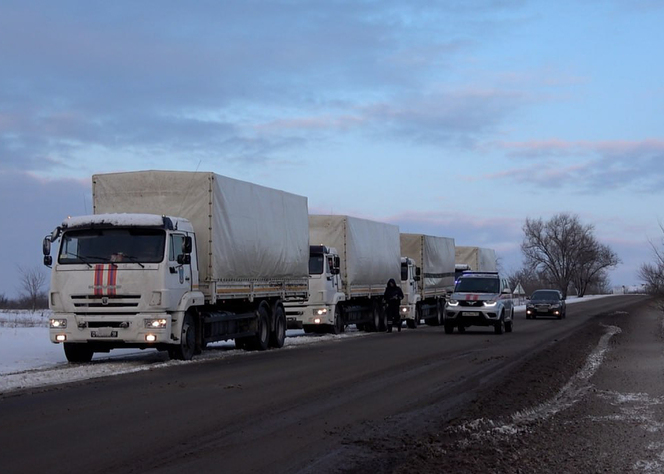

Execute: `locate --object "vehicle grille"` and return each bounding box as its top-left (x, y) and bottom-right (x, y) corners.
top-left (71, 294), bottom-right (141, 310)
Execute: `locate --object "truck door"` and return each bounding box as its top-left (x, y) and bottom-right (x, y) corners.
top-left (166, 233), bottom-right (191, 305)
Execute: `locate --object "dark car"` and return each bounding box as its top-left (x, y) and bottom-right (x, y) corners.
top-left (525, 289), bottom-right (566, 319)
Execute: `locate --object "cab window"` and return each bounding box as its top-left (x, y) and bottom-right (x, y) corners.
top-left (169, 234), bottom-right (186, 262)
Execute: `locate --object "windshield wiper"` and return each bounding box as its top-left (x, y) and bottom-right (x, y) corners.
top-left (120, 255), bottom-right (145, 268)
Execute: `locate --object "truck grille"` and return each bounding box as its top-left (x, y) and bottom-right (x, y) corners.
top-left (71, 294), bottom-right (141, 309)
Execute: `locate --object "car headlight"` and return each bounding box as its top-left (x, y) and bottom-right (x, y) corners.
top-left (400, 306), bottom-right (409, 313)
top-left (144, 318), bottom-right (168, 329)
top-left (483, 301), bottom-right (498, 307)
top-left (447, 299), bottom-right (459, 307)
top-left (50, 318), bottom-right (67, 328)
top-left (314, 308), bottom-right (328, 316)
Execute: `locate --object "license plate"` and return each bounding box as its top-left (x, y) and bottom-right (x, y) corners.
top-left (463, 311), bottom-right (479, 316)
top-left (91, 329), bottom-right (118, 338)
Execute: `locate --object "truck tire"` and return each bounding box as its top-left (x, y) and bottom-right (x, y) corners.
top-left (250, 305), bottom-right (270, 351)
top-left (426, 301), bottom-right (443, 326)
top-left (330, 306), bottom-right (344, 335)
top-left (269, 305), bottom-right (287, 348)
top-left (63, 343), bottom-right (94, 363)
top-left (169, 312), bottom-right (197, 360)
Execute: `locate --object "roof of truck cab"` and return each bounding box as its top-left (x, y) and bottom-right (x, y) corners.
top-left (62, 213), bottom-right (194, 232)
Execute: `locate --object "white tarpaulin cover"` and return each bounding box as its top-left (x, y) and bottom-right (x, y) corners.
top-left (454, 246), bottom-right (497, 272)
top-left (92, 171), bottom-right (309, 282)
top-left (400, 233), bottom-right (455, 294)
top-left (309, 215), bottom-right (400, 295)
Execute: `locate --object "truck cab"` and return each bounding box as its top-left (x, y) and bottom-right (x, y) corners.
top-left (285, 245), bottom-right (344, 333)
top-left (43, 213), bottom-right (203, 362)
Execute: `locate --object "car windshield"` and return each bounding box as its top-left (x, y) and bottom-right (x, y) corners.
top-left (58, 228), bottom-right (166, 264)
top-left (455, 277), bottom-right (500, 293)
top-left (309, 253), bottom-right (324, 275)
top-left (531, 291), bottom-right (561, 301)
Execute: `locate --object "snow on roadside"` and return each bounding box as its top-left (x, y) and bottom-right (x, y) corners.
top-left (0, 295), bottom-right (615, 395)
top-left (0, 309), bottom-right (370, 394)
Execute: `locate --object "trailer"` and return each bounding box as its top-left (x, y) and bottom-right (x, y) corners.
top-left (454, 246), bottom-right (497, 281)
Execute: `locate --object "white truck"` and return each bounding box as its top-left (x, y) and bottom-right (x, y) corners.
top-left (454, 246), bottom-right (497, 281)
top-left (285, 215), bottom-right (401, 334)
top-left (399, 233), bottom-right (455, 328)
top-left (42, 171), bottom-right (310, 362)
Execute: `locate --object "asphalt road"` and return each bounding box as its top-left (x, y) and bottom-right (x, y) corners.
top-left (0, 295), bottom-right (647, 474)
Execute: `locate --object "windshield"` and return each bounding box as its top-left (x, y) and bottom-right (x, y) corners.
top-left (455, 277), bottom-right (500, 294)
top-left (531, 290), bottom-right (561, 301)
top-left (309, 253), bottom-right (324, 275)
top-left (58, 228), bottom-right (166, 264)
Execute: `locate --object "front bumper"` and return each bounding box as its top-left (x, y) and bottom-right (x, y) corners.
top-left (49, 312), bottom-right (173, 345)
top-left (444, 306), bottom-right (501, 326)
top-left (526, 305), bottom-right (562, 317)
top-left (285, 305), bottom-right (334, 328)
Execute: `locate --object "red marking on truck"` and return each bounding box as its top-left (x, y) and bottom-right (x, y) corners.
top-left (94, 264), bottom-right (118, 296)
top-left (94, 265), bottom-right (104, 296)
top-left (107, 264), bottom-right (117, 296)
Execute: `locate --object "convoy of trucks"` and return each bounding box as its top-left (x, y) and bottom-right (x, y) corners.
top-left (42, 170), bottom-right (504, 362)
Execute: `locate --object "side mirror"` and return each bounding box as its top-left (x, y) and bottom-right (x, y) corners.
top-left (414, 275), bottom-right (421, 281)
top-left (183, 236), bottom-right (193, 254)
top-left (43, 236), bottom-right (51, 256)
top-left (415, 267), bottom-right (421, 277)
top-left (177, 254), bottom-right (191, 265)
top-left (44, 255), bottom-right (53, 266)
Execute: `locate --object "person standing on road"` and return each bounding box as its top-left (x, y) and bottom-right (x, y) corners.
top-left (384, 278), bottom-right (404, 332)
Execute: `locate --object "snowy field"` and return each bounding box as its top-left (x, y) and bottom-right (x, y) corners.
top-left (0, 295), bottom-right (615, 394)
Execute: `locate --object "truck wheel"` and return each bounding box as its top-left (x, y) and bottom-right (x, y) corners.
top-left (63, 343), bottom-right (94, 363)
top-left (251, 305), bottom-right (270, 351)
top-left (426, 302), bottom-right (443, 326)
top-left (330, 306), bottom-right (344, 335)
top-left (269, 305), bottom-right (287, 348)
top-left (235, 337), bottom-right (249, 350)
top-left (169, 312), bottom-right (196, 360)
top-left (444, 323), bottom-right (454, 334)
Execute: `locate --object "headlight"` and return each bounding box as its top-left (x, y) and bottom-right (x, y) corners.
top-left (401, 307), bottom-right (409, 313)
top-left (483, 301), bottom-right (498, 307)
top-left (314, 308), bottom-right (328, 316)
top-left (50, 318), bottom-right (67, 328)
top-left (144, 318), bottom-right (168, 329)
top-left (447, 299), bottom-right (459, 307)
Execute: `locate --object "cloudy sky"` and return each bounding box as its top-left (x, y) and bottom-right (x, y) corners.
top-left (2, 0), bottom-right (663, 297)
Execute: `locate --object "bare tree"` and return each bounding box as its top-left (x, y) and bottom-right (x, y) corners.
top-left (521, 213), bottom-right (618, 298)
top-left (572, 239), bottom-right (620, 297)
top-left (17, 266), bottom-right (47, 311)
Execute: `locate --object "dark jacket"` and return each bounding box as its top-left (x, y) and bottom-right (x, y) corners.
top-left (384, 278), bottom-right (404, 303)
